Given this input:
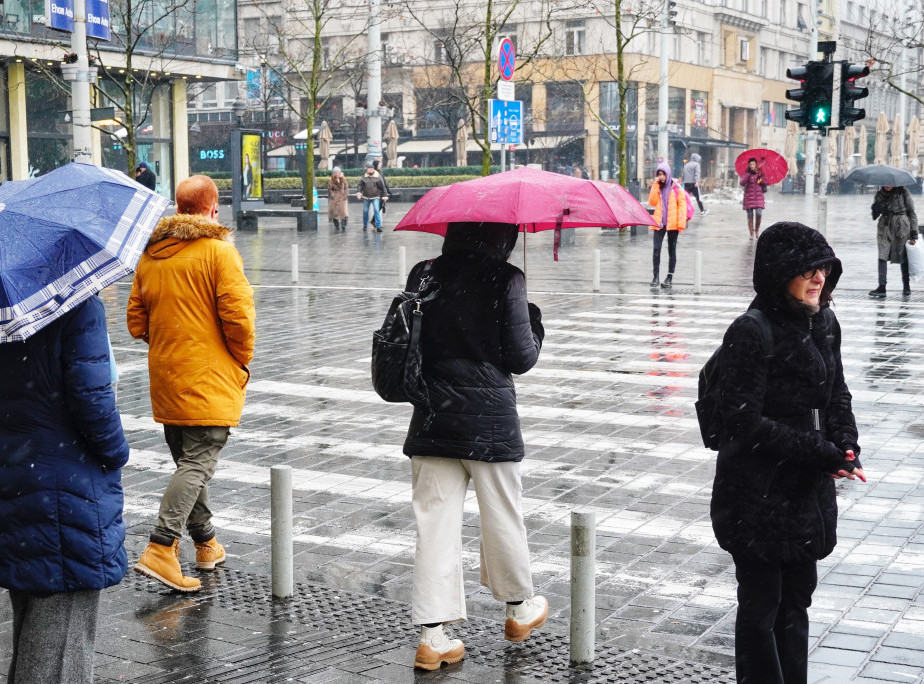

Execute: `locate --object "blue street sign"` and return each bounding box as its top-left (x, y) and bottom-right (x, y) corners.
top-left (87, 0), bottom-right (111, 40)
top-left (489, 99), bottom-right (523, 145)
top-left (46, 0), bottom-right (75, 32)
top-left (498, 38), bottom-right (515, 81)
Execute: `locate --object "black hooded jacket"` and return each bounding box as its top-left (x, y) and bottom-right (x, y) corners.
top-left (710, 222), bottom-right (860, 563)
top-left (402, 222), bottom-right (544, 462)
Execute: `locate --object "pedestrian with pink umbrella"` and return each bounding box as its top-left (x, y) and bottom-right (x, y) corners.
top-left (736, 149), bottom-right (789, 240)
top-left (389, 167), bottom-right (655, 670)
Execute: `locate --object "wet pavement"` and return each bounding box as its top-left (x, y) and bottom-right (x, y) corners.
top-left (2, 189), bottom-right (924, 683)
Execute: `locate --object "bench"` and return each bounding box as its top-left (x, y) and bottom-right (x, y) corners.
top-left (235, 209), bottom-right (318, 232)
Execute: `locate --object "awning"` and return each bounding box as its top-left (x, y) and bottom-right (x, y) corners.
top-left (268, 144), bottom-right (294, 157)
top-left (396, 139), bottom-right (452, 154)
top-left (294, 128), bottom-right (320, 140)
top-left (669, 135), bottom-right (748, 150)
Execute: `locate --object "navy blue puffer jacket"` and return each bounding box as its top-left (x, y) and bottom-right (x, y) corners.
top-left (0, 296), bottom-right (129, 592)
top-left (403, 223), bottom-right (544, 462)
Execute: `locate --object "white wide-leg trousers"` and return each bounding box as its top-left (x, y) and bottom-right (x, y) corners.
top-left (410, 455), bottom-right (534, 625)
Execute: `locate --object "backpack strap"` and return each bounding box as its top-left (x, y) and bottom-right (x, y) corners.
top-left (743, 309), bottom-right (773, 356)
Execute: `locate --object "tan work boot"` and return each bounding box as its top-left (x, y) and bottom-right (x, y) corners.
top-left (194, 537), bottom-right (226, 570)
top-left (505, 595), bottom-right (549, 642)
top-left (134, 539), bottom-right (202, 592)
top-left (413, 625), bottom-right (464, 670)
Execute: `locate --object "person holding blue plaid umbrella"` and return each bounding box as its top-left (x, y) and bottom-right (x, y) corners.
top-left (0, 162), bottom-right (167, 683)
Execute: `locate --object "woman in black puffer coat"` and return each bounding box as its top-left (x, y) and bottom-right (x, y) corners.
top-left (403, 222), bottom-right (548, 671)
top-left (710, 222), bottom-right (865, 684)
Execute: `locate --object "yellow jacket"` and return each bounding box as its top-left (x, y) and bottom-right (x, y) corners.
top-left (127, 214), bottom-right (255, 426)
top-left (648, 182), bottom-right (688, 232)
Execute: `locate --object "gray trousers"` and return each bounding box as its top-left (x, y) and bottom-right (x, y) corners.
top-left (153, 425), bottom-right (230, 543)
top-left (8, 589), bottom-right (100, 684)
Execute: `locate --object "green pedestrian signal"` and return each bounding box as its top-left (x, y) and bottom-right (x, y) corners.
top-left (812, 104), bottom-right (830, 125)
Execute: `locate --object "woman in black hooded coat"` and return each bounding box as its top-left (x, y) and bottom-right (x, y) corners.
top-left (710, 222), bottom-right (865, 684)
top-left (402, 222), bottom-right (548, 671)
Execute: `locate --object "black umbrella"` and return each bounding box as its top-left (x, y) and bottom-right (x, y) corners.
top-left (843, 164), bottom-right (917, 187)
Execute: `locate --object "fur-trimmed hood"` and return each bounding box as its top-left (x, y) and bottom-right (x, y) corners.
top-left (146, 213), bottom-right (233, 258)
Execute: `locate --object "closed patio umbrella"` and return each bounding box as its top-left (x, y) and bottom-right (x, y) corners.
top-left (384, 119), bottom-right (399, 168)
top-left (890, 113), bottom-right (904, 167)
top-left (907, 116), bottom-right (920, 171)
top-left (875, 113), bottom-right (889, 165)
top-left (783, 122), bottom-right (798, 177)
top-left (455, 119), bottom-right (468, 167)
top-left (843, 126), bottom-right (857, 175)
top-left (858, 125), bottom-right (868, 166)
top-left (317, 121), bottom-right (333, 170)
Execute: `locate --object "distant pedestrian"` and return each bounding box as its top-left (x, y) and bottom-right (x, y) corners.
top-left (403, 222), bottom-right (548, 671)
top-left (0, 297), bottom-right (129, 684)
top-left (682, 153), bottom-right (707, 214)
top-left (648, 161), bottom-right (687, 288)
top-left (372, 158), bottom-right (391, 214)
top-left (868, 185), bottom-right (918, 298)
top-left (710, 222), bottom-right (865, 684)
top-left (356, 162), bottom-right (387, 232)
top-left (128, 175), bottom-right (255, 593)
top-left (327, 166), bottom-right (350, 231)
top-left (739, 158), bottom-right (766, 239)
top-left (135, 161), bottom-right (156, 191)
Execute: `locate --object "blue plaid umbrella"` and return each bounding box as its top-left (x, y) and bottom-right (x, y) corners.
top-left (0, 162), bottom-right (170, 342)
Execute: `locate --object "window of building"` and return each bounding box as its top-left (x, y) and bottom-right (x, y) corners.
top-left (761, 0), bottom-right (768, 17)
top-left (545, 81), bottom-right (584, 130)
top-left (759, 47), bottom-right (768, 75)
top-left (645, 84), bottom-right (686, 131)
top-left (846, 1), bottom-right (854, 20)
top-left (243, 18), bottom-right (259, 46)
top-left (779, 0), bottom-right (787, 25)
top-left (599, 81), bottom-right (639, 127)
top-left (773, 102), bottom-right (786, 127)
top-left (565, 20), bottom-right (585, 55)
top-left (201, 84), bottom-right (218, 108)
top-left (697, 32), bottom-right (710, 66)
top-left (739, 37), bottom-right (750, 63)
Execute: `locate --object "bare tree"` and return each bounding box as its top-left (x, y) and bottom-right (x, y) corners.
top-left (551, 0), bottom-right (664, 185)
top-left (92, 0), bottom-right (201, 175)
top-left (404, 0), bottom-right (560, 175)
top-left (244, 0), bottom-right (371, 209)
top-left (843, 4), bottom-right (924, 108)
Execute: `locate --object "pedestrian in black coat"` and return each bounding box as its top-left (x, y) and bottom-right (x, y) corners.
top-left (710, 221), bottom-right (865, 684)
top-left (402, 222), bottom-right (549, 671)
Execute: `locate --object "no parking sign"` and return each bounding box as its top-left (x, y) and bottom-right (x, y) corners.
top-left (497, 37), bottom-right (515, 81)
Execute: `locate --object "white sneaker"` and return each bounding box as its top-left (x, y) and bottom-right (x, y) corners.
top-left (413, 625), bottom-right (465, 670)
top-left (504, 595), bottom-right (549, 642)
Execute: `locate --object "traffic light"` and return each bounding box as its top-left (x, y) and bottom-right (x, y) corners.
top-left (785, 60), bottom-right (834, 132)
top-left (784, 64), bottom-right (811, 128)
top-left (839, 61), bottom-right (870, 127)
top-left (667, 0), bottom-right (678, 25)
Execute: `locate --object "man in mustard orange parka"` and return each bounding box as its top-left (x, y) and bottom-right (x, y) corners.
top-left (128, 175), bottom-right (255, 592)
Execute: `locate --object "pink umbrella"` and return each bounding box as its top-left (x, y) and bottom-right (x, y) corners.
top-left (395, 167), bottom-right (656, 236)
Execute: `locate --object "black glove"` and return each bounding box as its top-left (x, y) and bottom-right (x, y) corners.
top-left (818, 439), bottom-right (859, 476)
top-left (527, 302), bottom-right (544, 342)
top-left (872, 203), bottom-right (882, 220)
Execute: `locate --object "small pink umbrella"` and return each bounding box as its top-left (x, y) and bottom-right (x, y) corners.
top-left (395, 167), bottom-right (656, 234)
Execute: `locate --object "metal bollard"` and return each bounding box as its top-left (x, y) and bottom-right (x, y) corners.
top-left (570, 510), bottom-right (596, 664)
top-left (817, 197), bottom-right (828, 234)
top-left (271, 465), bottom-right (293, 598)
top-left (592, 249), bottom-right (601, 292)
top-left (693, 250), bottom-right (702, 294)
top-left (291, 244), bottom-right (298, 283)
top-left (398, 245), bottom-right (407, 287)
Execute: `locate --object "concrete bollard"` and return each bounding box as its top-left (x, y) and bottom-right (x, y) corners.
top-left (570, 510), bottom-right (595, 664)
top-left (817, 197), bottom-right (828, 234)
top-left (398, 245), bottom-right (407, 287)
top-left (693, 250), bottom-right (702, 294)
top-left (592, 249), bottom-right (601, 292)
top-left (271, 465), bottom-right (293, 598)
top-left (291, 244), bottom-right (299, 283)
